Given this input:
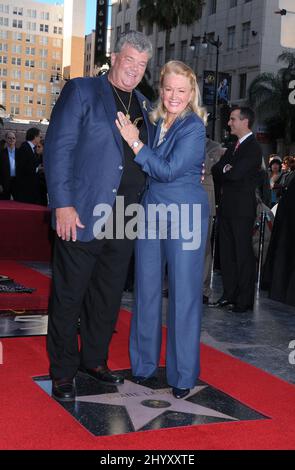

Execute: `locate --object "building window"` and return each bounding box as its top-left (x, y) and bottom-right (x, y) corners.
top-left (0, 55), bottom-right (7, 64)
top-left (24, 107), bottom-right (33, 117)
top-left (118, 0), bottom-right (122, 12)
top-left (241, 22), bottom-right (250, 47)
top-left (0, 80), bottom-right (7, 89)
top-left (10, 81), bottom-right (20, 90)
top-left (24, 83), bottom-right (34, 92)
top-left (0, 17), bottom-right (9, 26)
top-left (209, 0), bottom-right (217, 15)
top-left (38, 72), bottom-right (47, 81)
top-left (0, 67), bottom-right (7, 76)
top-left (0, 5), bottom-right (9, 14)
top-left (12, 19), bottom-right (23, 28)
top-left (0, 43), bottom-right (8, 52)
top-left (25, 47), bottom-right (36, 55)
top-left (53, 38), bottom-right (62, 47)
top-left (53, 26), bottom-right (62, 35)
top-left (37, 97), bottom-right (46, 105)
top-left (27, 22), bottom-right (36, 31)
top-left (0, 31), bottom-right (8, 39)
top-left (180, 40), bottom-right (187, 62)
top-left (116, 26), bottom-right (121, 41)
top-left (11, 69), bottom-right (21, 79)
top-left (39, 48), bottom-right (48, 57)
top-left (25, 59), bottom-right (35, 68)
top-left (27, 9), bottom-right (37, 18)
top-left (24, 95), bottom-right (34, 104)
top-left (40, 24), bottom-right (49, 33)
top-left (52, 51), bottom-right (61, 60)
top-left (37, 84), bottom-right (47, 94)
top-left (125, 23), bottom-right (130, 33)
top-left (37, 108), bottom-right (46, 118)
top-left (10, 106), bottom-right (20, 115)
top-left (40, 36), bottom-right (49, 45)
top-left (230, 0), bottom-right (237, 6)
top-left (11, 44), bottom-right (22, 54)
top-left (239, 73), bottom-right (247, 98)
top-left (39, 61), bottom-right (48, 69)
top-left (13, 7), bottom-right (23, 16)
top-left (40, 11), bottom-right (50, 20)
top-left (227, 26), bottom-right (235, 50)
top-left (26, 34), bottom-right (35, 43)
top-left (11, 57), bottom-right (21, 66)
top-left (24, 70), bottom-right (35, 80)
top-left (10, 94), bottom-right (20, 103)
top-left (51, 85), bottom-right (60, 95)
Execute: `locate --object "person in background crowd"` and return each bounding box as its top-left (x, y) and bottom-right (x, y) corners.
top-left (202, 138), bottom-right (226, 304)
top-left (35, 139), bottom-right (48, 206)
top-left (263, 176), bottom-right (295, 307)
top-left (268, 157), bottom-right (282, 208)
top-left (211, 106), bottom-right (261, 313)
top-left (0, 132), bottom-right (18, 200)
top-left (15, 127), bottom-right (42, 204)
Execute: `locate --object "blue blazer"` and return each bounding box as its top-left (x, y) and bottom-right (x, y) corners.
top-left (134, 112), bottom-right (208, 207)
top-left (44, 73), bottom-right (154, 241)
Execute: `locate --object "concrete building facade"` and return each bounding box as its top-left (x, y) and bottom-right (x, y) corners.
top-left (0, 0), bottom-right (85, 122)
top-left (111, 0), bottom-right (294, 102)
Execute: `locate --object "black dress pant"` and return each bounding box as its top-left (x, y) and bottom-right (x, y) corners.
top-left (47, 234), bottom-right (134, 379)
top-left (219, 216), bottom-right (256, 308)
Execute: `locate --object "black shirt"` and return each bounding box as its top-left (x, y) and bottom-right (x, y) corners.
top-left (111, 85), bottom-right (147, 202)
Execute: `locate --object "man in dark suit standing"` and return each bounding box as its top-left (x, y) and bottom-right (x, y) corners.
top-left (44, 31), bottom-right (154, 402)
top-left (0, 132), bottom-right (18, 200)
top-left (211, 106), bottom-right (261, 312)
top-left (15, 127), bottom-right (41, 204)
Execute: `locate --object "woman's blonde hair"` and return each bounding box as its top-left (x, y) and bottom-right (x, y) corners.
top-left (150, 60), bottom-right (208, 125)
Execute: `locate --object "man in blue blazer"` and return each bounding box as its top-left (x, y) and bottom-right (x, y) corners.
top-left (44, 31), bottom-right (154, 402)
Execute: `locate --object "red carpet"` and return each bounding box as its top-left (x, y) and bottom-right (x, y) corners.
top-left (1, 309), bottom-right (295, 450)
top-left (0, 200), bottom-right (52, 262)
top-left (0, 261), bottom-right (50, 310)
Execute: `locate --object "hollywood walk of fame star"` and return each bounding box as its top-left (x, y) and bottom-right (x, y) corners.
top-left (76, 380), bottom-right (238, 431)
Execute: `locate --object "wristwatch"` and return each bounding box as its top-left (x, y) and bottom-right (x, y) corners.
top-left (131, 140), bottom-right (140, 149)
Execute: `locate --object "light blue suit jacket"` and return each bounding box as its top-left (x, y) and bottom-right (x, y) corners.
top-left (135, 112), bottom-right (208, 208)
top-left (44, 73), bottom-right (154, 241)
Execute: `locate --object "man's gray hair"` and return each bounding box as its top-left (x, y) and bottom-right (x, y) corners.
top-left (114, 30), bottom-right (153, 59)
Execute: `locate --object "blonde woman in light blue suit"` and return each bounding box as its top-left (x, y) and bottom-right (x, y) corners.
top-left (116, 61), bottom-right (208, 399)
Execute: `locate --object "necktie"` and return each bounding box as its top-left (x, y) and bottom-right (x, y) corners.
top-left (234, 141), bottom-right (240, 152)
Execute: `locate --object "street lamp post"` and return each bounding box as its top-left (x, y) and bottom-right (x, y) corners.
top-left (202, 33), bottom-right (222, 141)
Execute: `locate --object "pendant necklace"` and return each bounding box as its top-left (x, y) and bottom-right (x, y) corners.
top-left (112, 85), bottom-right (133, 120)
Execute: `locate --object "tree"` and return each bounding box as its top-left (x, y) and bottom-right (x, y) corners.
top-left (248, 51), bottom-right (295, 148)
top-left (137, 0), bottom-right (205, 63)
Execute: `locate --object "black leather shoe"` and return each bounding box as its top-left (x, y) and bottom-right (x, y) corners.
top-left (172, 387), bottom-right (190, 399)
top-left (79, 366), bottom-right (124, 384)
top-left (133, 376), bottom-right (148, 384)
top-left (208, 297), bottom-right (235, 308)
top-left (52, 377), bottom-right (76, 402)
